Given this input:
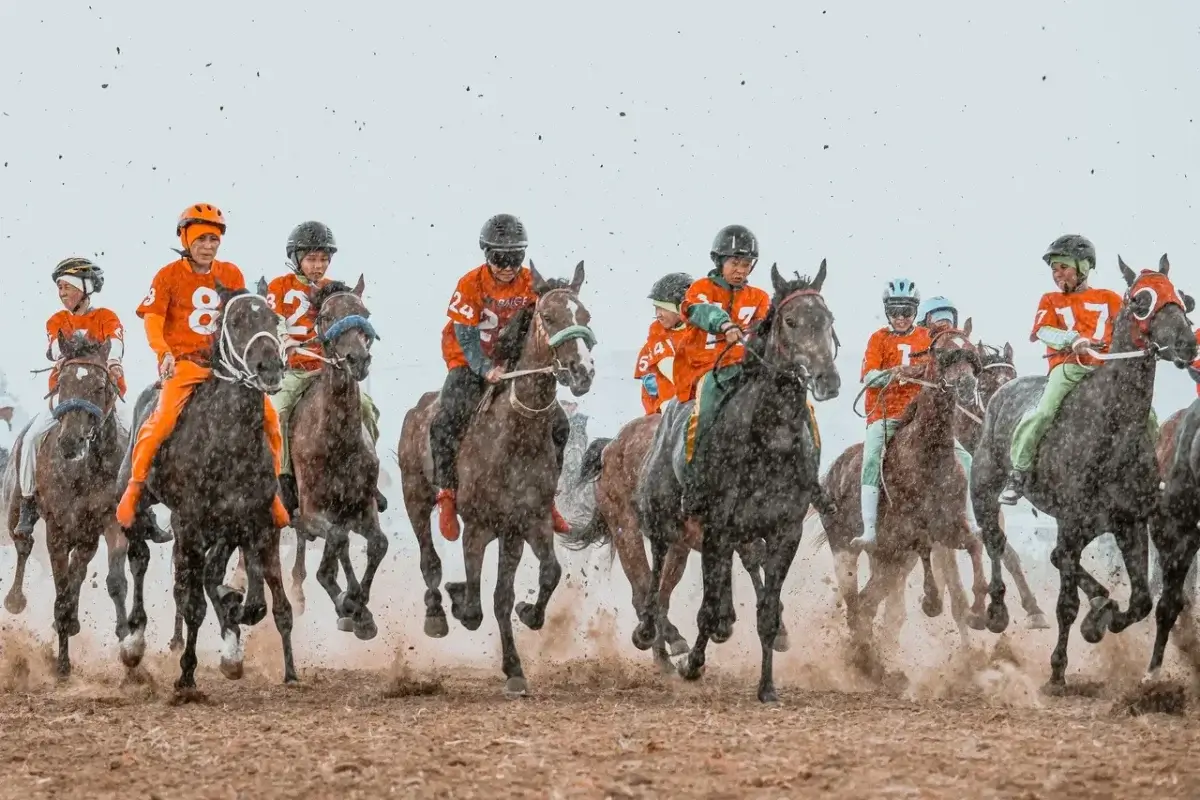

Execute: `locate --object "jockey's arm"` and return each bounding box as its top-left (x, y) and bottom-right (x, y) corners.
top-left (106, 330), bottom-right (125, 367)
top-left (862, 368), bottom-right (893, 388)
top-left (1034, 325), bottom-right (1078, 351)
top-left (453, 323), bottom-right (493, 377)
top-left (144, 313), bottom-right (170, 361)
top-left (684, 302), bottom-right (731, 334)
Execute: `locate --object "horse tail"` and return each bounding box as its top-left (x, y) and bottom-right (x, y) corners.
top-left (558, 503), bottom-right (612, 552)
top-left (578, 437), bottom-right (612, 484)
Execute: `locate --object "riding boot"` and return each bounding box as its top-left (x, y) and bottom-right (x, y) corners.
top-left (436, 488), bottom-right (461, 541)
top-left (849, 485), bottom-right (881, 551)
top-left (13, 496), bottom-right (38, 539)
top-left (279, 474), bottom-right (300, 517)
top-left (998, 469), bottom-right (1028, 506)
top-left (138, 508), bottom-right (174, 544)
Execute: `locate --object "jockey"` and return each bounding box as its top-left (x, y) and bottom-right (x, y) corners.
top-left (999, 235), bottom-right (1123, 504)
top-left (13, 258), bottom-right (143, 538)
top-left (917, 295), bottom-right (959, 332)
top-left (266, 220), bottom-right (385, 515)
top-left (115, 203), bottom-right (291, 532)
top-left (634, 272), bottom-right (692, 414)
top-left (431, 213), bottom-right (572, 542)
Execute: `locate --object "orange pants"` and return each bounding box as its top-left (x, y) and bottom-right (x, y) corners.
top-left (120, 360), bottom-right (287, 527)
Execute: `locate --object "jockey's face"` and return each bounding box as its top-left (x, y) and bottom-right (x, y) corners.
top-left (486, 248), bottom-right (524, 284)
top-left (1051, 260), bottom-right (1083, 292)
top-left (887, 308), bottom-right (915, 333)
top-left (721, 257), bottom-right (754, 287)
top-left (654, 306), bottom-right (682, 328)
top-left (299, 251), bottom-right (331, 283)
top-left (188, 233), bottom-right (221, 269)
top-left (929, 317), bottom-right (954, 333)
top-left (57, 280), bottom-right (85, 310)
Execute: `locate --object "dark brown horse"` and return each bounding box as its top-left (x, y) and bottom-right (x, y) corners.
top-left (820, 326), bottom-right (988, 668)
top-left (117, 285), bottom-right (297, 696)
top-left (3, 334), bottom-right (125, 677)
top-left (399, 262), bottom-right (595, 696)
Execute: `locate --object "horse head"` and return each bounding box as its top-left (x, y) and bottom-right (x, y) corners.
top-left (520, 260), bottom-right (596, 396)
top-left (918, 324), bottom-right (982, 408)
top-left (51, 332), bottom-right (117, 462)
top-left (975, 339), bottom-right (1017, 409)
top-left (311, 274), bottom-right (378, 382)
top-left (214, 284), bottom-right (285, 393)
top-left (761, 260), bottom-right (841, 401)
top-left (1117, 254), bottom-right (1197, 368)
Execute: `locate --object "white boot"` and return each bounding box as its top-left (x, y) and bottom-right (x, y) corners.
top-left (963, 482), bottom-right (982, 539)
top-left (850, 485), bottom-right (881, 551)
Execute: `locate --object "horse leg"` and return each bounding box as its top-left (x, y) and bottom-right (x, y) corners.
top-left (409, 507), bottom-right (446, 637)
top-left (64, 531), bottom-right (100, 637)
top-left (103, 526), bottom-right (131, 642)
top-left (45, 526), bottom-right (71, 679)
top-left (446, 526), bottom-right (487, 631)
top-left (831, 544), bottom-right (862, 635)
top-left (1096, 518), bottom-right (1152, 636)
top-left (1147, 526), bottom-right (1200, 679)
top-left (290, 530), bottom-right (308, 616)
top-left (347, 518), bottom-right (389, 641)
top-left (964, 537), bottom-right (989, 630)
top-left (314, 532), bottom-right (351, 631)
top-left (1001, 543), bottom-right (1049, 629)
top-left (239, 544), bottom-right (268, 627)
top-left (918, 547), bottom-right (943, 618)
top-left (494, 530), bottom-right (528, 696)
top-left (1046, 532), bottom-right (1086, 692)
top-left (260, 527), bottom-right (298, 683)
top-left (632, 534), bottom-right (666, 652)
top-left (611, 510), bottom-right (653, 634)
top-left (515, 526), bottom-right (562, 631)
top-left (737, 539), bottom-right (789, 652)
top-left (973, 482), bottom-right (1010, 633)
top-left (756, 527), bottom-right (804, 704)
top-left (932, 545), bottom-right (973, 647)
top-left (203, 538), bottom-right (244, 680)
top-left (3, 524), bottom-right (33, 615)
top-left (120, 537), bottom-right (151, 668)
top-left (678, 534), bottom-right (732, 682)
top-left (173, 540), bottom-right (208, 695)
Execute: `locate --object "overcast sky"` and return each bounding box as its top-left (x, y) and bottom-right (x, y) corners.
top-left (2, 0), bottom-right (1197, 465)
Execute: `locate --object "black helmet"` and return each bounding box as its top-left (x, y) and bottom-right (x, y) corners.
top-left (52, 257), bottom-right (105, 294)
top-left (286, 221), bottom-right (338, 268)
top-left (648, 272), bottom-right (693, 309)
top-left (479, 214), bottom-right (528, 251)
top-left (710, 224), bottom-right (759, 266)
top-left (1042, 234), bottom-right (1096, 276)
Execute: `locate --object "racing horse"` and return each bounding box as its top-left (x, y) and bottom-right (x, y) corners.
top-left (659, 261), bottom-right (841, 702)
top-left (398, 262), bottom-right (596, 696)
top-left (971, 255), bottom-right (1196, 691)
top-left (2, 334), bottom-right (126, 677)
top-left (117, 285), bottom-right (298, 695)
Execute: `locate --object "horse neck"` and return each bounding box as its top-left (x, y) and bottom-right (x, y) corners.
top-left (312, 367), bottom-right (362, 434)
top-left (1090, 313), bottom-right (1157, 421)
top-left (504, 323), bottom-right (558, 416)
top-left (908, 368), bottom-right (957, 446)
top-left (208, 378), bottom-right (266, 431)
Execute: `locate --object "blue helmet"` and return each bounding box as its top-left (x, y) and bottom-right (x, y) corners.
top-left (918, 295), bottom-right (958, 328)
top-left (882, 278), bottom-right (920, 317)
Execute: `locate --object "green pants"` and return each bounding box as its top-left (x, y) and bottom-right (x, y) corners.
top-left (861, 418), bottom-right (972, 487)
top-left (270, 368), bottom-right (381, 476)
top-left (684, 365), bottom-right (742, 472)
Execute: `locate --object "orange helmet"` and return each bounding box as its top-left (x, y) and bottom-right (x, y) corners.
top-left (176, 203), bottom-right (227, 237)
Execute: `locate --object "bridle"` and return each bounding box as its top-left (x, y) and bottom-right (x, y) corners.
top-left (288, 291), bottom-right (380, 372)
top-left (213, 293), bottom-right (286, 391)
top-left (715, 287), bottom-right (839, 391)
top-left (499, 288), bottom-right (597, 417)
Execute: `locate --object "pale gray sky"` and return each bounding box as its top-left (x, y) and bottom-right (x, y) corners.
top-left (2, 0), bottom-right (1198, 463)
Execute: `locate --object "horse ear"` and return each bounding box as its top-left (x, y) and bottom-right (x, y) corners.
top-left (1003, 342), bottom-right (1014, 362)
top-left (56, 330), bottom-right (69, 355)
top-left (962, 317), bottom-right (973, 337)
top-left (1160, 253), bottom-right (1170, 275)
top-left (256, 276), bottom-right (268, 297)
top-left (1182, 291), bottom-right (1196, 315)
top-left (353, 273), bottom-right (366, 298)
top-left (570, 260), bottom-right (585, 292)
top-left (528, 260), bottom-right (548, 293)
top-left (1118, 255), bottom-right (1137, 286)
top-left (770, 262), bottom-right (786, 295)
top-left (813, 258), bottom-right (827, 292)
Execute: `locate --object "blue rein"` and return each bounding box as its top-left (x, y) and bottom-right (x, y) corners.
top-left (51, 397), bottom-right (106, 420)
top-left (318, 314), bottom-right (380, 345)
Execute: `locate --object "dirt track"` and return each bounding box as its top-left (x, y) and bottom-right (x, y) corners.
top-left (1, 645), bottom-right (1198, 800)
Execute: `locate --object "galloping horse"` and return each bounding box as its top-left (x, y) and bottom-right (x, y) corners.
top-left (669, 262), bottom-right (840, 702)
top-left (820, 325), bottom-right (987, 665)
top-left (2, 334), bottom-right (125, 677)
top-left (399, 262), bottom-right (596, 696)
top-left (282, 276), bottom-right (386, 639)
top-left (117, 285), bottom-right (298, 695)
top-left (972, 255), bottom-right (1196, 691)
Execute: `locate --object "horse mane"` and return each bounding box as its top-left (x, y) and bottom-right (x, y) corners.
top-left (490, 277), bottom-right (575, 367)
top-left (310, 280), bottom-right (353, 311)
top-left (59, 332), bottom-right (109, 360)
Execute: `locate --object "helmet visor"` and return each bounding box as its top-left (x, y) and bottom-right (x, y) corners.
top-left (487, 248), bottom-right (525, 270)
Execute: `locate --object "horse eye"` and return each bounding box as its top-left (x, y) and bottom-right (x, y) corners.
top-left (784, 316), bottom-right (798, 328)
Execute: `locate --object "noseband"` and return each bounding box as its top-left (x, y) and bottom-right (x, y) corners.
top-left (213, 293), bottom-right (286, 391)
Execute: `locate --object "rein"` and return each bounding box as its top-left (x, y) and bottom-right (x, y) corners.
top-left (501, 288), bottom-right (597, 418)
top-left (713, 287), bottom-right (836, 391)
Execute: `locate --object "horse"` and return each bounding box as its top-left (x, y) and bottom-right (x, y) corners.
top-left (116, 284), bottom-right (298, 695)
top-left (398, 262), bottom-right (596, 696)
top-left (637, 261), bottom-right (837, 703)
top-left (2, 334), bottom-right (126, 677)
top-left (819, 325), bottom-right (987, 668)
top-left (971, 255), bottom-right (1196, 692)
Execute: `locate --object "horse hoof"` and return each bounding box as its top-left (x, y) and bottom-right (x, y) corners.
top-left (758, 686), bottom-right (780, 704)
top-left (1081, 597), bottom-right (1116, 644)
top-left (354, 615), bottom-right (378, 641)
top-left (631, 621), bottom-right (657, 651)
top-left (424, 613), bottom-right (449, 638)
top-left (515, 601), bottom-right (544, 631)
top-left (461, 612), bottom-right (484, 632)
top-left (336, 617), bottom-right (355, 632)
top-left (986, 602), bottom-right (1010, 634)
top-left (220, 658), bottom-right (244, 680)
top-left (1026, 611), bottom-right (1051, 630)
top-left (334, 590), bottom-right (352, 617)
top-left (677, 656), bottom-right (705, 682)
top-left (921, 595), bottom-right (944, 618)
top-left (503, 676), bottom-right (528, 698)
top-left (965, 612), bottom-right (987, 631)
top-left (773, 629), bottom-right (791, 653)
top-left (168, 637), bottom-right (183, 653)
top-left (68, 617), bottom-right (81, 637)
top-left (120, 629), bottom-right (146, 668)
top-left (3, 592), bottom-right (27, 615)
top-left (711, 622), bottom-right (734, 644)
top-left (1040, 680), bottom-right (1068, 697)
top-left (667, 634), bottom-right (689, 657)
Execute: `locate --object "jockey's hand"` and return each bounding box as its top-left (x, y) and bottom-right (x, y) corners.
top-left (158, 353), bottom-right (176, 379)
top-left (720, 322), bottom-right (743, 344)
top-left (107, 362), bottom-right (124, 380)
top-left (1070, 337), bottom-right (1094, 355)
top-left (641, 373), bottom-right (659, 398)
top-left (484, 366), bottom-right (505, 384)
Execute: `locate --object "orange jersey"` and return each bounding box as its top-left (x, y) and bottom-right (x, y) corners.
top-left (634, 320), bottom-right (685, 414)
top-left (440, 264), bottom-right (537, 371)
top-left (676, 277), bottom-right (771, 402)
top-left (860, 326), bottom-right (932, 424)
top-left (137, 259), bottom-right (246, 361)
top-left (46, 307), bottom-right (127, 396)
top-left (267, 273), bottom-right (331, 371)
top-left (1030, 287), bottom-right (1123, 370)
